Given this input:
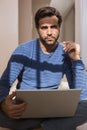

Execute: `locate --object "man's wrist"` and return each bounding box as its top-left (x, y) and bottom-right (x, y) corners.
top-left (71, 55), bottom-right (80, 61)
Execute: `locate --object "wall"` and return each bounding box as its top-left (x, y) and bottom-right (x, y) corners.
top-left (19, 0), bottom-right (32, 43)
top-left (63, 5), bottom-right (75, 41)
top-left (0, 0), bottom-right (18, 75)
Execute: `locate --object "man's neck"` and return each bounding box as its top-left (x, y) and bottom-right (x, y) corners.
top-left (39, 41), bottom-right (58, 54)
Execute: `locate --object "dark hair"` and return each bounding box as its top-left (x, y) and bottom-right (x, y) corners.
top-left (35, 6), bottom-right (62, 29)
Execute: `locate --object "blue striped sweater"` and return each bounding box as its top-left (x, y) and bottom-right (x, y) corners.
top-left (0, 39), bottom-right (87, 101)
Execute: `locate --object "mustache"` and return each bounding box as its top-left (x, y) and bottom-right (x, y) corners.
top-left (45, 34), bottom-right (60, 40)
top-left (45, 36), bottom-right (55, 39)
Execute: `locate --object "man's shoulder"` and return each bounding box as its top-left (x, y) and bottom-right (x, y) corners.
top-left (13, 39), bottom-right (38, 56)
top-left (20, 38), bottom-right (38, 48)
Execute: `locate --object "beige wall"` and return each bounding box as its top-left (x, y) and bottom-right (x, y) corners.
top-left (19, 0), bottom-right (32, 43)
top-left (63, 6), bottom-right (75, 41)
top-left (0, 0), bottom-right (18, 75)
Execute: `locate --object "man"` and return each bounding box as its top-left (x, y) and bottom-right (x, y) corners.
top-left (0, 6), bottom-right (87, 130)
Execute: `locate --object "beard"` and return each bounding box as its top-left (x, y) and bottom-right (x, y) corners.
top-left (39, 35), bottom-right (59, 49)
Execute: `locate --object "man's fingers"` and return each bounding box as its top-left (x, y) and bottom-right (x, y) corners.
top-left (62, 41), bottom-right (70, 46)
top-left (62, 41), bottom-right (75, 52)
top-left (7, 91), bottom-right (16, 100)
top-left (8, 102), bottom-right (27, 119)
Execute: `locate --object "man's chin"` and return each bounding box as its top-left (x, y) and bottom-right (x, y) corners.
top-left (46, 40), bottom-right (54, 44)
top-left (40, 38), bottom-right (57, 47)
top-left (47, 41), bottom-right (56, 46)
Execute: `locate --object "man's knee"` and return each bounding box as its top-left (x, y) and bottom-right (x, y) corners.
top-left (76, 122), bottom-right (87, 130)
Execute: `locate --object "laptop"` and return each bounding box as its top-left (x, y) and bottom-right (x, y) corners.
top-left (16, 89), bottom-right (81, 118)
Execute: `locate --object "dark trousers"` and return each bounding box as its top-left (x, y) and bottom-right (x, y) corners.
top-left (0, 100), bottom-right (87, 130)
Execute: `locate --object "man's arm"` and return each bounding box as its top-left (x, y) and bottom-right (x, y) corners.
top-left (0, 55), bottom-right (24, 103)
top-left (63, 41), bottom-right (87, 100)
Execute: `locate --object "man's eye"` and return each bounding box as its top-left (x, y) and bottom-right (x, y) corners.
top-left (41, 26), bottom-right (48, 29)
top-left (51, 25), bottom-right (58, 29)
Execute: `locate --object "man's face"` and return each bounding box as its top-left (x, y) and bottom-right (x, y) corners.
top-left (37, 16), bottom-right (60, 47)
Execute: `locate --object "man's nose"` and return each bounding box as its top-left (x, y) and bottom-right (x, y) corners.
top-left (47, 28), bottom-right (52, 35)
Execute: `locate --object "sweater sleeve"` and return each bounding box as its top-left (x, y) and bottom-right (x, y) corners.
top-left (0, 44), bottom-right (28, 102)
top-left (64, 57), bottom-right (87, 100)
top-left (71, 60), bottom-right (86, 88)
top-left (71, 60), bottom-right (87, 100)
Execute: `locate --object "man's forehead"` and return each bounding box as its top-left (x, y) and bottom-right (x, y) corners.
top-left (39, 16), bottom-right (58, 25)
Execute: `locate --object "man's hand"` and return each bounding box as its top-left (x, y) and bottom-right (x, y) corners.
top-left (1, 92), bottom-right (27, 119)
top-left (62, 41), bottom-right (80, 60)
